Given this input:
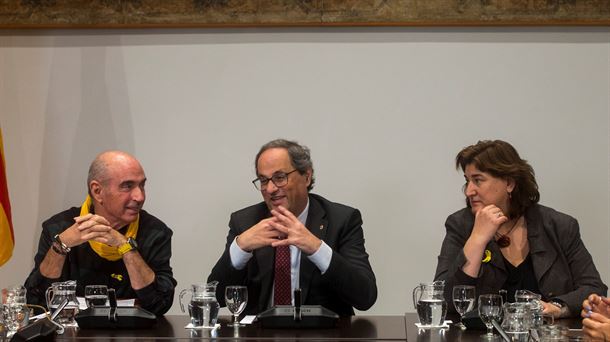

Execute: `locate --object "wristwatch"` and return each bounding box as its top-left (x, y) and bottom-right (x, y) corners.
top-left (549, 299), bottom-right (567, 312)
top-left (118, 237), bottom-right (138, 256)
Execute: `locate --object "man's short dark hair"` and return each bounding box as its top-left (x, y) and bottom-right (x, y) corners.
top-left (255, 139), bottom-right (315, 191)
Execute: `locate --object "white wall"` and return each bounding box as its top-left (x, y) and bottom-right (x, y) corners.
top-left (0, 27), bottom-right (608, 315)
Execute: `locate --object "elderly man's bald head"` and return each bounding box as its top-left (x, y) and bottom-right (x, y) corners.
top-left (86, 151), bottom-right (146, 228)
top-left (87, 151), bottom-right (142, 194)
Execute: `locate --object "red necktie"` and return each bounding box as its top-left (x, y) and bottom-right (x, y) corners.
top-left (273, 245), bottom-right (291, 305)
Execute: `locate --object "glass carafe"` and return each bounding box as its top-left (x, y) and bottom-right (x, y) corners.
top-left (413, 280), bottom-right (447, 326)
top-left (502, 302), bottom-right (531, 342)
top-left (45, 280), bottom-right (79, 327)
top-left (515, 290), bottom-right (546, 329)
top-left (179, 281), bottom-right (220, 328)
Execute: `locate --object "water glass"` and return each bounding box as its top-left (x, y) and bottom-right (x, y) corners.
top-left (0, 314), bottom-right (6, 340)
top-left (452, 285), bottom-right (475, 329)
top-left (478, 294), bottom-right (503, 339)
top-left (225, 286), bottom-right (248, 327)
top-left (85, 285), bottom-right (108, 308)
top-left (2, 285), bottom-right (29, 338)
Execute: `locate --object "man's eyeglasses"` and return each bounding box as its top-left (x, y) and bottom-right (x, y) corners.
top-left (252, 170), bottom-right (298, 191)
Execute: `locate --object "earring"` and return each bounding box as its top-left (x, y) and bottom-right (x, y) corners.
top-left (508, 191), bottom-right (512, 199)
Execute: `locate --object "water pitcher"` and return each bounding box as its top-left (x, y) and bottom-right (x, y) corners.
top-left (45, 280), bottom-right (79, 327)
top-left (502, 302), bottom-right (531, 342)
top-left (412, 280), bottom-right (447, 326)
top-left (179, 281), bottom-right (220, 328)
top-left (515, 290), bottom-right (548, 329)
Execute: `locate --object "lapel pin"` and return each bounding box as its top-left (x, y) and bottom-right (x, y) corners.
top-left (482, 249), bottom-right (492, 263)
top-left (319, 224), bottom-right (324, 230)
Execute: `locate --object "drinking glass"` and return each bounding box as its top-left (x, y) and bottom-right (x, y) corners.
top-left (452, 285), bottom-right (475, 329)
top-left (0, 311), bottom-right (6, 340)
top-left (479, 294), bottom-right (503, 339)
top-left (2, 285), bottom-right (29, 337)
top-left (225, 286), bottom-right (248, 327)
top-left (85, 285), bottom-right (108, 308)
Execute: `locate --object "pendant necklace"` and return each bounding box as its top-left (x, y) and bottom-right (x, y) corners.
top-left (495, 217), bottom-right (521, 248)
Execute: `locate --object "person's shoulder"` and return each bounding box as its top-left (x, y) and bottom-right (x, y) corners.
top-left (42, 207), bottom-right (80, 229)
top-left (443, 207), bottom-right (474, 234)
top-left (137, 209), bottom-right (173, 236)
top-left (309, 193), bottom-right (358, 216)
top-left (231, 201), bottom-right (268, 218)
top-left (527, 204), bottom-right (580, 237)
top-left (445, 207), bottom-right (473, 222)
top-left (528, 204), bottom-right (576, 223)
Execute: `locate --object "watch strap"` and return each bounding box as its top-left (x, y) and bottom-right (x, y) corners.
top-left (118, 238), bottom-right (137, 256)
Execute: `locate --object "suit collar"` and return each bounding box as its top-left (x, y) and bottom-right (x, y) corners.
top-left (483, 205), bottom-right (556, 284)
top-left (304, 195), bottom-right (327, 241)
top-left (299, 194), bottom-right (328, 302)
top-left (297, 198), bottom-right (310, 226)
top-left (524, 205), bottom-right (557, 283)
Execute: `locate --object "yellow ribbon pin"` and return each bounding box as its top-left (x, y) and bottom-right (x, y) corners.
top-left (482, 249), bottom-right (492, 263)
top-left (111, 273), bottom-right (123, 281)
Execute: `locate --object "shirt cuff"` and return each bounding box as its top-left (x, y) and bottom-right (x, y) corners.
top-left (134, 281), bottom-right (157, 304)
top-left (307, 241), bottom-right (332, 274)
top-left (230, 236), bottom-right (253, 270)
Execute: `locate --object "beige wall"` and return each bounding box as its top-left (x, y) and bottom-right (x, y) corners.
top-left (1, 27), bottom-right (609, 315)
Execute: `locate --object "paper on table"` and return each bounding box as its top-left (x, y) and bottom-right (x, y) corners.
top-left (415, 320), bottom-right (452, 329)
top-left (77, 297), bottom-right (87, 310)
top-left (240, 315), bottom-right (256, 325)
top-left (30, 313), bottom-right (48, 321)
top-left (185, 323), bottom-right (220, 330)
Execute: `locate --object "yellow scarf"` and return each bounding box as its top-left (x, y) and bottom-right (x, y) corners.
top-left (80, 195), bottom-right (139, 261)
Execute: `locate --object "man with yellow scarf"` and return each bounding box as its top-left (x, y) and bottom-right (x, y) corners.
top-left (24, 151), bottom-right (176, 316)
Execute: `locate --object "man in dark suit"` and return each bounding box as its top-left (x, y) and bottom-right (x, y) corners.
top-left (208, 139), bottom-right (377, 316)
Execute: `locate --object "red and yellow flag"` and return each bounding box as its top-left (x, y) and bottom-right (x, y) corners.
top-left (0, 128), bottom-right (14, 266)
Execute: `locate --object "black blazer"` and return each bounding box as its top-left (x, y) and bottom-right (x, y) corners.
top-left (208, 193), bottom-right (377, 316)
top-left (434, 204), bottom-right (607, 316)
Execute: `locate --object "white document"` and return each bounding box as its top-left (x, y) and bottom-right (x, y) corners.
top-left (240, 315), bottom-right (256, 325)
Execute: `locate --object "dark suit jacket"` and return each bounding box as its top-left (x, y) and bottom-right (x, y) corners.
top-left (208, 193), bottom-right (377, 316)
top-left (434, 204), bottom-right (607, 316)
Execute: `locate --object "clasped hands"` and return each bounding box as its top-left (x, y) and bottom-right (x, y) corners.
top-left (59, 214), bottom-right (127, 248)
top-left (236, 206), bottom-right (322, 255)
top-left (581, 294), bottom-right (610, 340)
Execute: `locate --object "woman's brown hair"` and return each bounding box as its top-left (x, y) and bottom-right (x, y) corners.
top-left (456, 140), bottom-right (540, 218)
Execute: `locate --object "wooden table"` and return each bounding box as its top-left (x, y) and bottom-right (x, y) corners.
top-left (57, 314), bottom-right (408, 340)
top-left (54, 313), bottom-right (584, 341)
